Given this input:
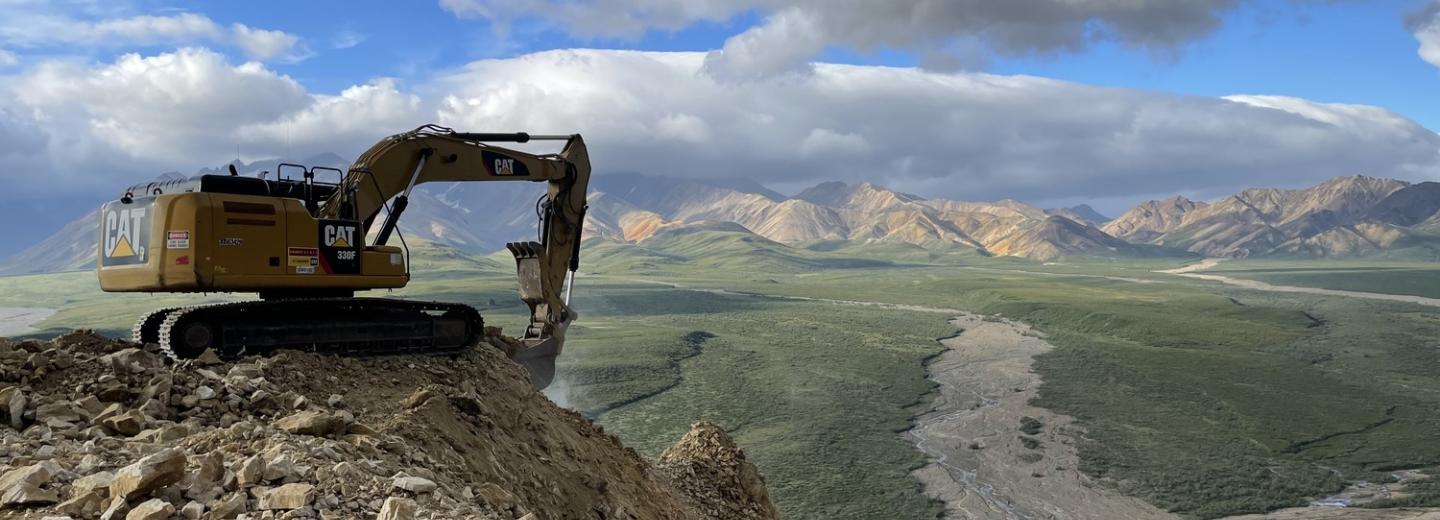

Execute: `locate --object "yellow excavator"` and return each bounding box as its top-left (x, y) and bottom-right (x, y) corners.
top-left (95, 125), bottom-right (590, 388)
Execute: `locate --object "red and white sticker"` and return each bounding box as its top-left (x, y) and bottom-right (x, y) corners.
top-left (166, 230), bottom-right (190, 250)
top-left (287, 247), bottom-right (319, 273)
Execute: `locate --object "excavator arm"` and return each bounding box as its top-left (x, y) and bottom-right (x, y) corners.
top-left (322, 125), bottom-right (591, 387)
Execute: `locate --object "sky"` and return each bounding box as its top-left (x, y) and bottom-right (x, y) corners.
top-left (1, 0), bottom-right (1439, 253)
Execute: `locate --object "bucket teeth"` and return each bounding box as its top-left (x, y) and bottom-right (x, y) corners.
top-left (506, 241), bottom-right (543, 259)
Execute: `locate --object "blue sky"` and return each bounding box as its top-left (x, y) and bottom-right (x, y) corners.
top-left (1, 0), bottom-right (1439, 253)
top-left (167, 0), bottom-right (1440, 130)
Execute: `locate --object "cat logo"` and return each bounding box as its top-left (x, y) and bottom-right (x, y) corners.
top-left (100, 199), bottom-right (152, 267)
top-left (494, 158), bottom-right (516, 176)
top-left (482, 150), bottom-right (529, 177)
top-left (324, 223), bottom-right (357, 248)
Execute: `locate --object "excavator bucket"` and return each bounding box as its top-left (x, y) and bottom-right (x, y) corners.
top-left (515, 336), bottom-right (561, 389)
top-left (507, 240), bottom-right (562, 388)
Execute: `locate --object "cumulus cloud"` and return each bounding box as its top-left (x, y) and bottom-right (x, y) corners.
top-left (432, 49), bottom-right (1440, 202)
top-left (231, 23), bottom-right (307, 62)
top-left (235, 79), bottom-right (426, 154)
top-left (1408, 1), bottom-right (1440, 69)
top-left (0, 12), bottom-right (220, 46)
top-left (1, 48), bottom-right (315, 190)
top-left (440, 0), bottom-right (1343, 78)
top-left (2, 47), bottom-right (1437, 207)
top-left (0, 10), bottom-right (304, 62)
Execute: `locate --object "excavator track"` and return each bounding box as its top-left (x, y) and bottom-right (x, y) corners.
top-left (132, 307), bottom-right (181, 345)
top-left (154, 298), bottom-right (483, 361)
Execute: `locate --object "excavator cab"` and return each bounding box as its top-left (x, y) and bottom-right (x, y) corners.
top-left (97, 125), bottom-right (591, 389)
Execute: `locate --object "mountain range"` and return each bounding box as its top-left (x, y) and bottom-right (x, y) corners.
top-left (5, 158), bottom-right (1440, 276)
top-left (1104, 175), bottom-right (1440, 258)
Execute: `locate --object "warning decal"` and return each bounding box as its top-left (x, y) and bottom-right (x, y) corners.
top-left (166, 230), bottom-right (190, 250)
top-left (287, 247), bottom-right (319, 273)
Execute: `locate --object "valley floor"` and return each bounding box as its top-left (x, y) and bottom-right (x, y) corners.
top-left (6, 254), bottom-right (1440, 519)
top-left (0, 307), bottom-right (56, 336)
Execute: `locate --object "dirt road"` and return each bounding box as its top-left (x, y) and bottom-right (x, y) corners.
top-left (1159, 259), bottom-right (1440, 308)
top-left (907, 314), bottom-right (1176, 520)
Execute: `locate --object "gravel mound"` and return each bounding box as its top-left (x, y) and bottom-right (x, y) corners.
top-left (0, 330), bottom-right (777, 520)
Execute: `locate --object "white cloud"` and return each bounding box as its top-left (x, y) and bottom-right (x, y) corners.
top-left (439, 0), bottom-right (1342, 78)
top-left (432, 49), bottom-right (1440, 202)
top-left (2, 47), bottom-right (1437, 208)
top-left (0, 49), bottom-right (16, 67)
top-left (331, 30), bottom-right (367, 50)
top-left (0, 10), bottom-right (305, 63)
top-left (235, 78), bottom-right (425, 153)
top-left (799, 128), bottom-right (869, 157)
top-left (6, 48), bottom-right (311, 187)
top-left (231, 23), bottom-right (307, 62)
top-left (0, 12), bottom-right (222, 46)
top-left (1412, 2), bottom-right (1440, 69)
top-left (654, 113), bottom-right (712, 143)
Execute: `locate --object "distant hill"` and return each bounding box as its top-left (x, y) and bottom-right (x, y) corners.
top-left (1105, 176), bottom-right (1440, 258)
top-left (15, 163), bottom-right (1440, 276)
top-left (1048, 204), bottom-right (1110, 225)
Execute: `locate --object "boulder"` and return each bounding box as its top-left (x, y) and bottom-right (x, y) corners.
top-left (180, 500), bottom-right (205, 519)
top-left (206, 492), bottom-right (246, 519)
top-left (194, 349), bottom-right (222, 366)
top-left (71, 470), bottom-right (115, 497)
top-left (56, 490), bottom-right (107, 518)
top-left (256, 483), bottom-right (314, 510)
top-left (110, 448), bottom-right (186, 501)
top-left (101, 349), bottom-right (160, 373)
top-left (274, 411), bottom-right (346, 436)
top-left (262, 454), bottom-right (296, 483)
top-left (98, 496), bottom-right (128, 520)
top-left (2, 483), bottom-right (59, 507)
top-left (376, 497), bottom-right (417, 520)
top-left (0, 463), bottom-right (56, 493)
top-left (125, 498), bottom-right (175, 520)
top-left (392, 476), bottom-right (437, 494)
top-left (1, 386), bottom-right (27, 429)
top-left (101, 410), bottom-right (147, 437)
top-left (234, 455), bottom-right (265, 488)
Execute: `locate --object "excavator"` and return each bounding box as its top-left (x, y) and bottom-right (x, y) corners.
top-left (95, 125), bottom-right (590, 389)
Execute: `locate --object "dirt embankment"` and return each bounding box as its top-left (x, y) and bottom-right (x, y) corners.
top-left (907, 314), bottom-right (1175, 520)
top-left (0, 330), bottom-right (776, 520)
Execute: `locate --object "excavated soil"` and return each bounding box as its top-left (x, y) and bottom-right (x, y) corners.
top-left (0, 330), bottom-right (777, 520)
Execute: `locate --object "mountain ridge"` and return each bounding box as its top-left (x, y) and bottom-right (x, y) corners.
top-left (10, 169), bottom-right (1440, 275)
top-left (1104, 175), bottom-right (1440, 258)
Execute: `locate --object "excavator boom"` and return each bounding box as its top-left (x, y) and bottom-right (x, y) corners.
top-left (97, 125), bottom-right (591, 389)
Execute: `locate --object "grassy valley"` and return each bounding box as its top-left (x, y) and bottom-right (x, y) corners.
top-left (4, 240), bottom-right (1440, 519)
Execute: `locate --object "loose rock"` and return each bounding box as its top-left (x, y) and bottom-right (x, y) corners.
top-left (125, 498), bottom-right (175, 520)
top-left (256, 483), bottom-right (314, 510)
top-left (376, 497), bottom-right (417, 520)
top-left (392, 476), bottom-right (437, 494)
top-left (110, 448), bottom-right (186, 501)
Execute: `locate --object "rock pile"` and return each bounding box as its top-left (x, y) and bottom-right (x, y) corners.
top-left (0, 330), bottom-right (776, 520)
top-left (659, 423), bottom-right (778, 520)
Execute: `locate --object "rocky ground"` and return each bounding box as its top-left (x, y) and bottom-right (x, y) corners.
top-left (0, 330), bottom-right (776, 520)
